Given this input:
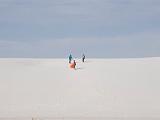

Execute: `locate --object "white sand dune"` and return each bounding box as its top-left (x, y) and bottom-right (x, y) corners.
top-left (0, 58), bottom-right (160, 120)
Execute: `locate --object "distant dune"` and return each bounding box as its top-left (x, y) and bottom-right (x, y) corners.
top-left (0, 58), bottom-right (160, 119)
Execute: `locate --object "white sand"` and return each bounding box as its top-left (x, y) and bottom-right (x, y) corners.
top-left (0, 58), bottom-right (160, 119)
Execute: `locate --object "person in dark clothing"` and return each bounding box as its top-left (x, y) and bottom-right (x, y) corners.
top-left (73, 60), bottom-right (76, 69)
top-left (82, 54), bottom-right (85, 62)
top-left (69, 54), bottom-right (72, 63)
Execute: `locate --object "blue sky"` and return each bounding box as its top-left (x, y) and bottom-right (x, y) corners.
top-left (0, 0), bottom-right (160, 58)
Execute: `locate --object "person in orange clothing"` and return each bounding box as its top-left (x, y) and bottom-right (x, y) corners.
top-left (70, 60), bottom-right (76, 70)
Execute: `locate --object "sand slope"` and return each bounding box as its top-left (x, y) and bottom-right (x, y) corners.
top-left (0, 58), bottom-right (160, 119)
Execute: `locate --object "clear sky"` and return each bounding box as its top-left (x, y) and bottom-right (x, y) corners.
top-left (0, 0), bottom-right (160, 58)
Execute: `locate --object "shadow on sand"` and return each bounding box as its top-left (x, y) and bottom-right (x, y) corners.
top-left (83, 60), bottom-right (92, 63)
top-left (75, 67), bottom-right (84, 70)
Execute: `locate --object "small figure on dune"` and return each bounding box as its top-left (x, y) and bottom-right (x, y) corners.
top-left (69, 54), bottom-right (72, 63)
top-left (82, 54), bottom-right (85, 62)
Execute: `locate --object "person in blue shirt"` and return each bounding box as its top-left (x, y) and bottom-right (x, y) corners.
top-left (69, 54), bottom-right (72, 63)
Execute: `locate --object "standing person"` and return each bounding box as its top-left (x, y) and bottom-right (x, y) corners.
top-left (82, 54), bottom-right (85, 62)
top-left (73, 60), bottom-right (76, 69)
top-left (69, 54), bottom-right (72, 63)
